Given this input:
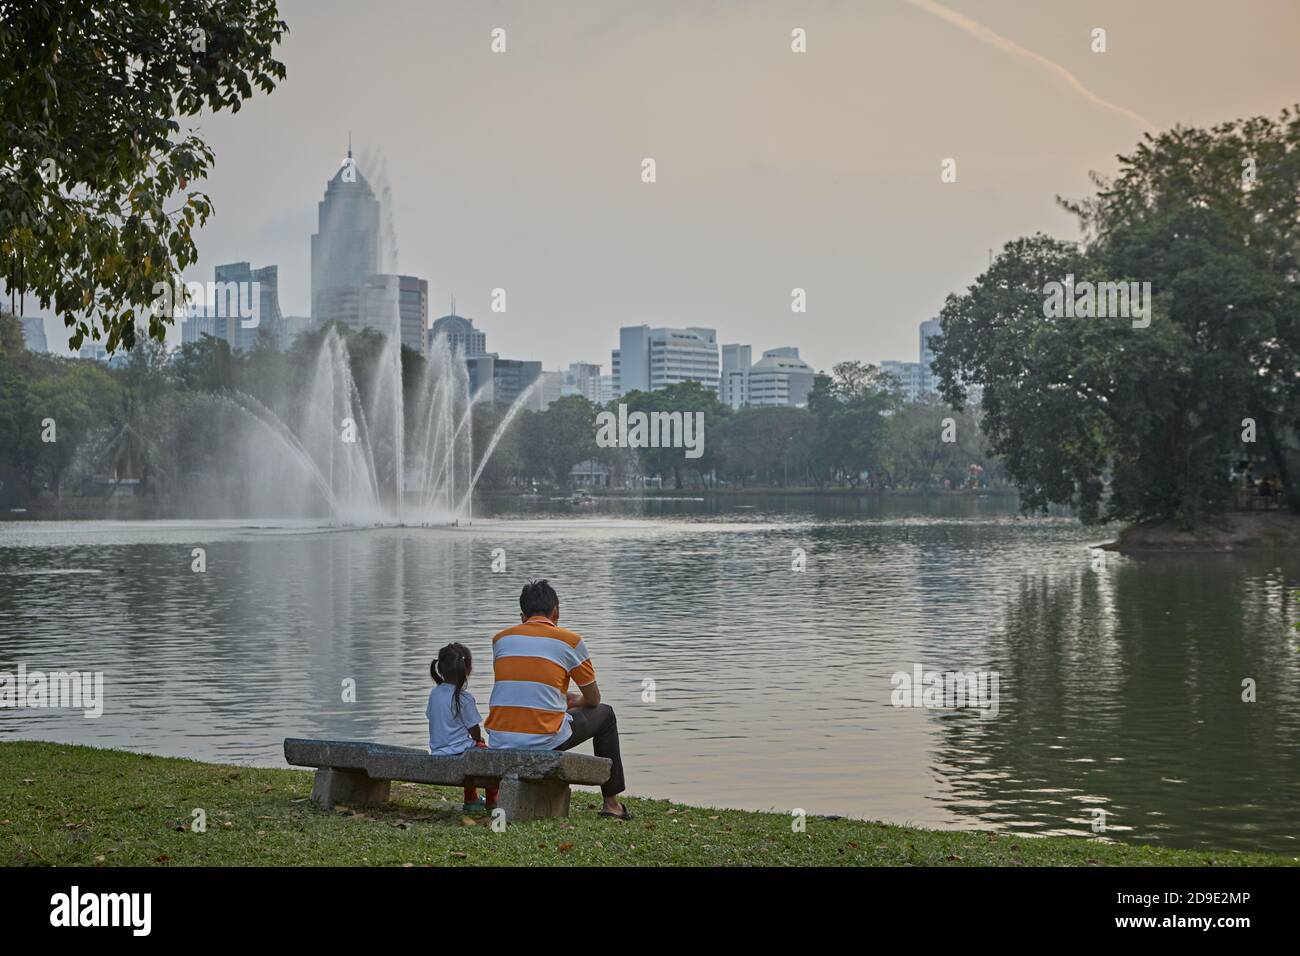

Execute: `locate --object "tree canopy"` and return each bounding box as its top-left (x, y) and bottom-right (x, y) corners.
top-left (934, 108), bottom-right (1300, 526)
top-left (1, 0), bottom-right (287, 353)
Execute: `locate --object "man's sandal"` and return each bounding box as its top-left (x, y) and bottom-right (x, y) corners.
top-left (598, 803), bottom-right (633, 821)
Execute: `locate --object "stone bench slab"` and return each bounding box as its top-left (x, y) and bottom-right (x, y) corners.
top-left (283, 737), bottom-right (611, 821)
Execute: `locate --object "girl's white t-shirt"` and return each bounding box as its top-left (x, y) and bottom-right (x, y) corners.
top-left (426, 683), bottom-right (483, 756)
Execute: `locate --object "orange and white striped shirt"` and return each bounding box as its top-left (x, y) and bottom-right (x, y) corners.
top-left (485, 615), bottom-right (596, 750)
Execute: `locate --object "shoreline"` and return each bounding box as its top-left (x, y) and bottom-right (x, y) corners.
top-left (1100, 512), bottom-right (1300, 553)
top-left (2, 741), bottom-right (1292, 867)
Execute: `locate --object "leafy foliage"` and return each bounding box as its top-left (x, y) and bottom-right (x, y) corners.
top-left (935, 108), bottom-right (1300, 526)
top-left (0, 0), bottom-right (287, 352)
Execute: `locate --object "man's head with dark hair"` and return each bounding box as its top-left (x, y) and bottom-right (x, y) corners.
top-left (520, 579), bottom-right (560, 622)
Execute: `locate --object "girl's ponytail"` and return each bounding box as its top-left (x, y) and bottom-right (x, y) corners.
top-left (431, 642), bottom-right (473, 718)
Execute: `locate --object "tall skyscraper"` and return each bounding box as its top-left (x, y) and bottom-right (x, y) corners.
top-left (720, 343), bottom-right (752, 409)
top-left (613, 325), bottom-right (720, 397)
top-left (311, 146), bottom-right (381, 321)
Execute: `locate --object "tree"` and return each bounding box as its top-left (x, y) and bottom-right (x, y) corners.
top-left (619, 382), bottom-right (729, 488)
top-left (715, 405), bottom-right (811, 486)
top-left (880, 399), bottom-right (995, 489)
top-left (0, 1), bottom-right (287, 353)
top-left (519, 395), bottom-right (599, 487)
top-left (935, 108), bottom-right (1300, 526)
top-left (806, 361), bottom-right (897, 487)
top-left (175, 334), bottom-right (238, 393)
top-left (0, 312), bottom-right (120, 501)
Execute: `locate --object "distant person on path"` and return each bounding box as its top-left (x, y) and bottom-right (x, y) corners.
top-left (485, 579), bottom-right (632, 820)
top-left (427, 642), bottom-right (499, 814)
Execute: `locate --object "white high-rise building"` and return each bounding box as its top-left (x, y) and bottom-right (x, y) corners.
top-left (748, 347), bottom-right (814, 407)
top-left (881, 360), bottom-right (923, 403)
top-left (613, 325), bottom-right (719, 397)
top-left (564, 362), bottom-right (602, 403)
top-left (720, 343), bottom-right (751, 409)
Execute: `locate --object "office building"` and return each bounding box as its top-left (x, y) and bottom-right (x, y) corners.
top-left (429, 313), bottom-right (487, 357)
top-left (311, 145), bottom-right (381, 320)
top-left (881, 360), bottom-right (924, 403)
top-left (316, 273), bottom-right (428, 355)
top-left (613, 325), bottom-right (719, 397)
top-left (466, 354), bottom-right (542, 408)
top-left (748, 347), bottom-right (815, 407)
top-left (564, 362), bottom-right (603, 403)
top-left (720, 343), bottom-right (752, 409)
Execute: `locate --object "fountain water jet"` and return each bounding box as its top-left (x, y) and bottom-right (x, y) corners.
top-left (220, 323), bottom-right (528, 526)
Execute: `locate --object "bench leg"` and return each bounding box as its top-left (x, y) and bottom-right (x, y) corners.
top-left (496, 777), bottom-right (571, 822)
top-left (310, 767), bottom-right (391, 810)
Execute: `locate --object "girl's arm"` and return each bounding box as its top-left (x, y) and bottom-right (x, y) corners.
top-left (468, 724), bottom-right (484, 744)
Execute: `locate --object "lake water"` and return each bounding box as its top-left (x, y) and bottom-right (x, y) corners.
top-left (2, 496), bottom-right (1298, 855)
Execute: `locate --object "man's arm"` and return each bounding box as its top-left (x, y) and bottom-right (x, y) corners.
top-left (567, 681), bottom-right (600, 709)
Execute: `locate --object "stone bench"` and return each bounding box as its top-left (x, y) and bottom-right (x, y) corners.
top-left (283, 737), bottom-right (611, 821)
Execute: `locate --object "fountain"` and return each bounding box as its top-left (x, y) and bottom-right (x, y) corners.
top-left (223, 321), bottom-right (538, 526)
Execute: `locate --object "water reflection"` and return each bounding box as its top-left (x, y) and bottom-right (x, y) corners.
top-left (1, 506), bottom-right (1296, 854)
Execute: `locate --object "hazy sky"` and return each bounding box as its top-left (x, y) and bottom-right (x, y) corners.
top-left (31, 0), bottom-right (1300, 370)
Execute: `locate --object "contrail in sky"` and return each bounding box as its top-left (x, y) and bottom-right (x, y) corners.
top-left (903, 0), bottom-right (1154, 130)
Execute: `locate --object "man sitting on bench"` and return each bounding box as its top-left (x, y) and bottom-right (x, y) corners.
top-left (484, 579), bottom-right (632, 820)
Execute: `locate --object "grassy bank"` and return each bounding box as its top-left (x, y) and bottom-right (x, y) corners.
top-left (1, 742), bottom-right (1292, 867)
top-left (1104, 512), bottom-right (1300, 552)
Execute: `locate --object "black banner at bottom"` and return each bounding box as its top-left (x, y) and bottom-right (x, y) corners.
top-left (0, 864), bottom-right (1290, 939)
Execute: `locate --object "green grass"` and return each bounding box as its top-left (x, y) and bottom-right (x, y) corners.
top-left (1, 741), bottom-right (1293, 867)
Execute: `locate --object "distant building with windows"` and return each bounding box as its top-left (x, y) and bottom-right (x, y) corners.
top-left (563, 362), bottom-right (603, 403)
top-left (720, 343), bottom-right (751, 409)
top-left (881, 360), bottom-right (924, 403)
top-left (877, 319), bottom-right (947, 404)
top-left (18, 316), bottom-right (47, 353)
top-left (178, 262), bottom-right (283, 352)
top-left (316, 273), bottom-right (428, 355)
top-left (599, 374), bottom-right (615, 405)
top-left (748, 347), bottom-right (814, 407)
top-left (78, 340), bottom-right (109, 362)
top-left (613, 325), bottom-right (720, 397)
top-left (466, 354), bottom-right (542, 408)
top-left (430, 313), bottom-right (487, 357)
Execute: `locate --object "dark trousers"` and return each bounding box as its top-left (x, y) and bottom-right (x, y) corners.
top-left (556, 703), bottom-right (625, 797)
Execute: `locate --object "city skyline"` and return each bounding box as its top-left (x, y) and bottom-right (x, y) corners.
top-left (14, 0), bottom-right (1300, 373)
